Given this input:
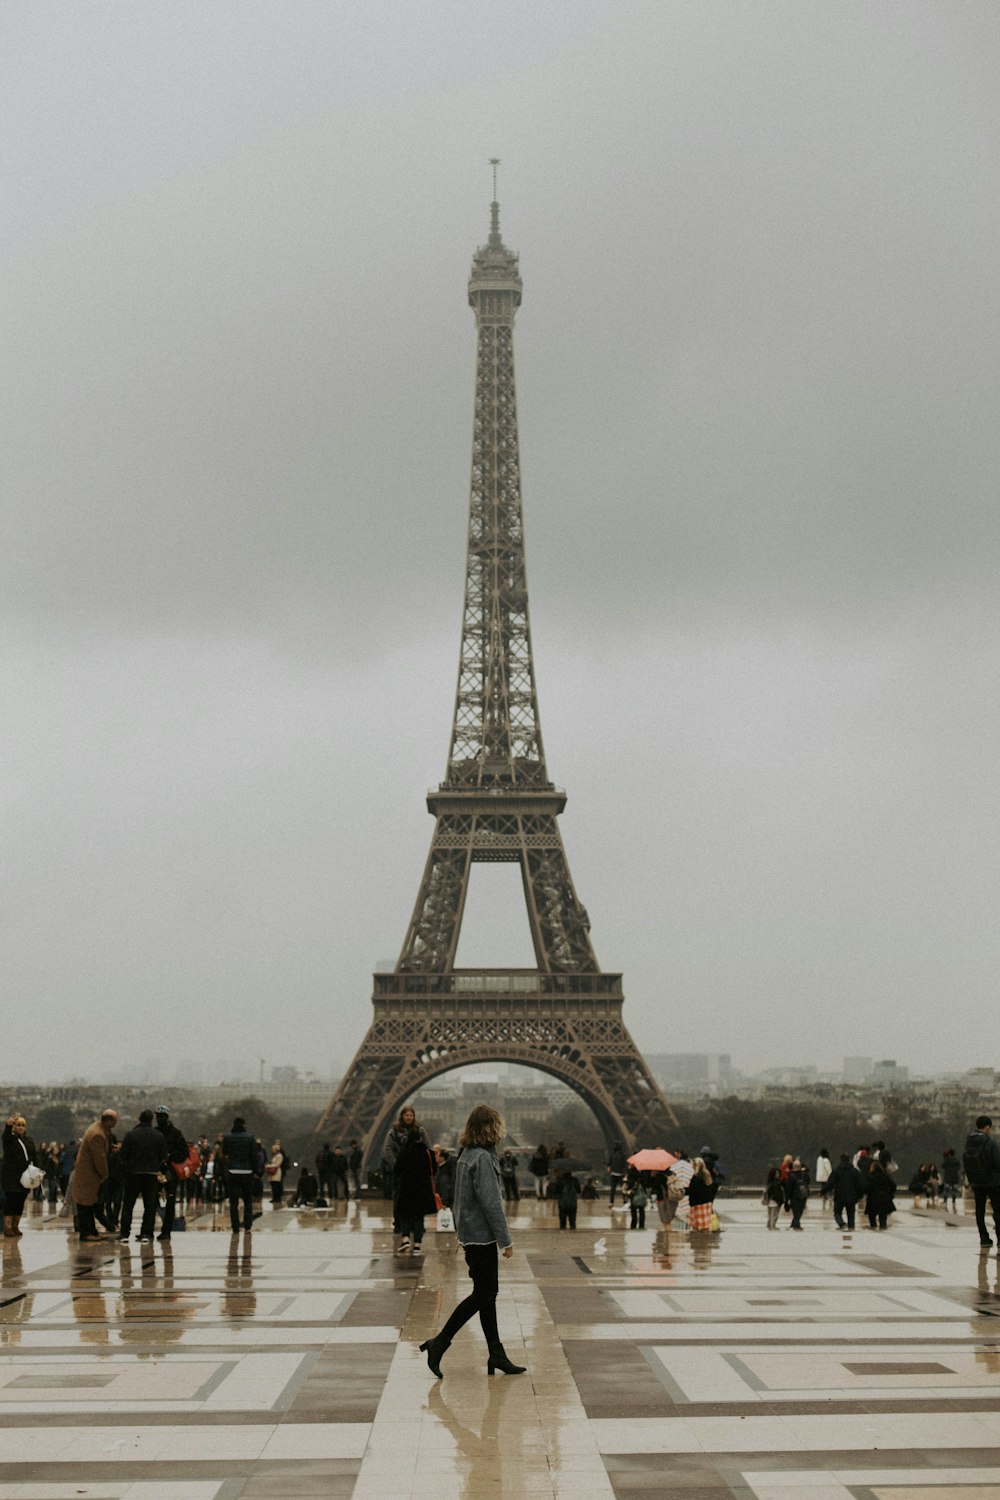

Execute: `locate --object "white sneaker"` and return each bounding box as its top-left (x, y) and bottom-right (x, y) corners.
top-left (398, 1237), bottom-right (411, 1253)
top-left (411, 1244), bottom-right (422, 1255)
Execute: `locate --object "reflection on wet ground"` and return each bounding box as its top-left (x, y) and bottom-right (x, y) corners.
top-left (0, 1194), bottom-right (997, 1495)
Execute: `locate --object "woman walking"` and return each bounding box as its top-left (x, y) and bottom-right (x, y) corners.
top-left (419, 1105), bottom-right (526, 1379)
top-left (764, 1166), bottom-right (784, 1229)
top-left (393, 1129), bottom-right (436, 1255)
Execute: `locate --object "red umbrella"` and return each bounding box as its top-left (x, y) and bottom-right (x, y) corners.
top-left (627, 1149), bottom-right (678, 1172)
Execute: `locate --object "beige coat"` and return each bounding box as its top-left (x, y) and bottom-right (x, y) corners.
top-left (73, 1121), bottom-right (110, 1206)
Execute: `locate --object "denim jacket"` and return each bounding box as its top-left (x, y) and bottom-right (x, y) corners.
top-left (453, 1146), bottom-right (512, 1249)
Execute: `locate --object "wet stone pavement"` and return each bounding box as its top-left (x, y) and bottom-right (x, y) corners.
top-left (1, 1194), bottom-right (1000, 1497)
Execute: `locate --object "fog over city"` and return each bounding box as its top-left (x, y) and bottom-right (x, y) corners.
top-left (4, 3), bottom-right (998, 1085)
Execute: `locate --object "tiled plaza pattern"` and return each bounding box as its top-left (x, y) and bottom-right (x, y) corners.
top-left (1, 1193), bottom-right (999, 1496)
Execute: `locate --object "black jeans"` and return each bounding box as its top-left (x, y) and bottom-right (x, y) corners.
top-left (438, 1243), bottom-right (499, 1347)
top-left (630, 1204), bottom-right (646, 1229)
top-left (121, 1176), bottom-right (159, 1240)
top-left (227, 1174), bottom-right (254, 1231)
top-left (558, 1205), bottom-right (577, 1229)
top-left (834, 1201), bottom-right (856, 1229)
top-left (974, 1185), bottom-right (1000, 1243)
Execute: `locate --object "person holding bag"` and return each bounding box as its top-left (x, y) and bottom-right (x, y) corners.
top-left (419, 1104), bottom-right (526, 1380)
top-left (2, 1115), bottom-right (39, 1239)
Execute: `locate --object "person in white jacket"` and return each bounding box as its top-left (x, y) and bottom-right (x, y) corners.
top-left (815, 1148), bottom-right (833, 1207)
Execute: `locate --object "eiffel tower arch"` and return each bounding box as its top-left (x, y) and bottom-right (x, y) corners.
top-left (318, 180), bottom-right (677, 1164)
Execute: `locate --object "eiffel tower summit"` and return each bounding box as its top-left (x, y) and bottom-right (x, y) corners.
top-left (319, 173), bottom-right (677, 1159)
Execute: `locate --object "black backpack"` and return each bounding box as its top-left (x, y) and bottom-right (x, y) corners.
top-left (963, 1136), bottom-right (992, 1186)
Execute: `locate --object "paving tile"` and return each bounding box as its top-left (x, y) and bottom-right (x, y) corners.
top-left (3, 1196), bottom-right (1000, 1497)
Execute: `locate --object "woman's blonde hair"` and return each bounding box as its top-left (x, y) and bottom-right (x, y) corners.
top-left (459, 1105), bottom-right (505, 1150)
top-left (692, 1156), bottom-right (714, 1187)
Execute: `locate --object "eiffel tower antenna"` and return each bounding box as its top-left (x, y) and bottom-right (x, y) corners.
top-left (318, 187), bottom-right (677, 1159)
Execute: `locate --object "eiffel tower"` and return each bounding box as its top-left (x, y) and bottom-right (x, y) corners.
top-left (318, 179), bottom-right (677, 1159)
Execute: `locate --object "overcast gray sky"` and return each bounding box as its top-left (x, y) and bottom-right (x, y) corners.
top-left (4, 2), bottom-right (998, 1086)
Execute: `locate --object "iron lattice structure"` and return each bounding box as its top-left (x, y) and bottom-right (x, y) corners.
top-left (318, 197), bottom-right (677, 1159)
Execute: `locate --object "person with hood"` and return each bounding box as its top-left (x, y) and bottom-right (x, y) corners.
top-left (418, 1104), bottom-right (525, 1379)
top-left (963, 1116), bottom-right (1000, 1247)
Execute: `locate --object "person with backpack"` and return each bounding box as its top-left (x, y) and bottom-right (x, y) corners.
top-left (627, 1177), bottom-right (647, 1230)
top-left (963, 1116), bottom-right (1000, 1247)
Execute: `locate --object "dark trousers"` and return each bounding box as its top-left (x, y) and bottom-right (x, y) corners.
top-left (974, 1185), bottom-right (1000, 1243)
top-left (77, 1202), bottom-right (99, 1238)
top-left (438, 1243), bottom-right (499, 1347)
top-left (630, 1204), bottom-right (646, 1229)
top-left (160, 1179), bottom-right (177, 1235)
top-left (790, 1198), bottom-right (806, 1228)
top-left (227, 1175), bottom-right (254, 1232)
top-left (558, 1205), bottom-right (577, 1229)
top-left (331, 1173), bottom-right (349, 1201)
top-left (609, 1174), bottom-right (624, 1205)
top-left (397, 1213), bottom-right (425, 1245)
top-left (121, 1176), bottom-right (159, 1240)
top-left (834, 1202), bottom-right (856, 1229)
top-left (502, 1178), bottom-right (519, 1202)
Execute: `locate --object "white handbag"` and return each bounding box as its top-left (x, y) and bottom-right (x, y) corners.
top-left (20, 1164), bottom-right (45, 1191)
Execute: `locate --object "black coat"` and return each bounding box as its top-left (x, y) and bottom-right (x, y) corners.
top-left (393, 1140), bottom-right (437, 1218)
top-left (120, 1124), bottom-right (168, 1176)
top-left (1, 1127), bottom-right (38, 1192)
top-left (866, 1162), bottom-right (896, 1214)
top-left (829, 1161), bottom-right (863, 1206)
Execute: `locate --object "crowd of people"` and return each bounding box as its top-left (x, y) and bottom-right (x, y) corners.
top-left (9, 1102), bottom-right (1000, 1257)
top-left (760, 1119), bottom-right (1000, 1243)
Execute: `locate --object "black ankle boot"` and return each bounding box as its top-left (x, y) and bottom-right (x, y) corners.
top-left (487, 1342), bottom-right (526, 1376)
top-left (419, 1336), bottom-right (449, 1378)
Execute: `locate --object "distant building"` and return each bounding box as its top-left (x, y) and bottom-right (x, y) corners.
top-left (872, 1059), bottom-right (909, 1087)
top-left (843, 1055), bottom-right (873, 1083)
top-left (645, 1054), bottom-right (734, 1093)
